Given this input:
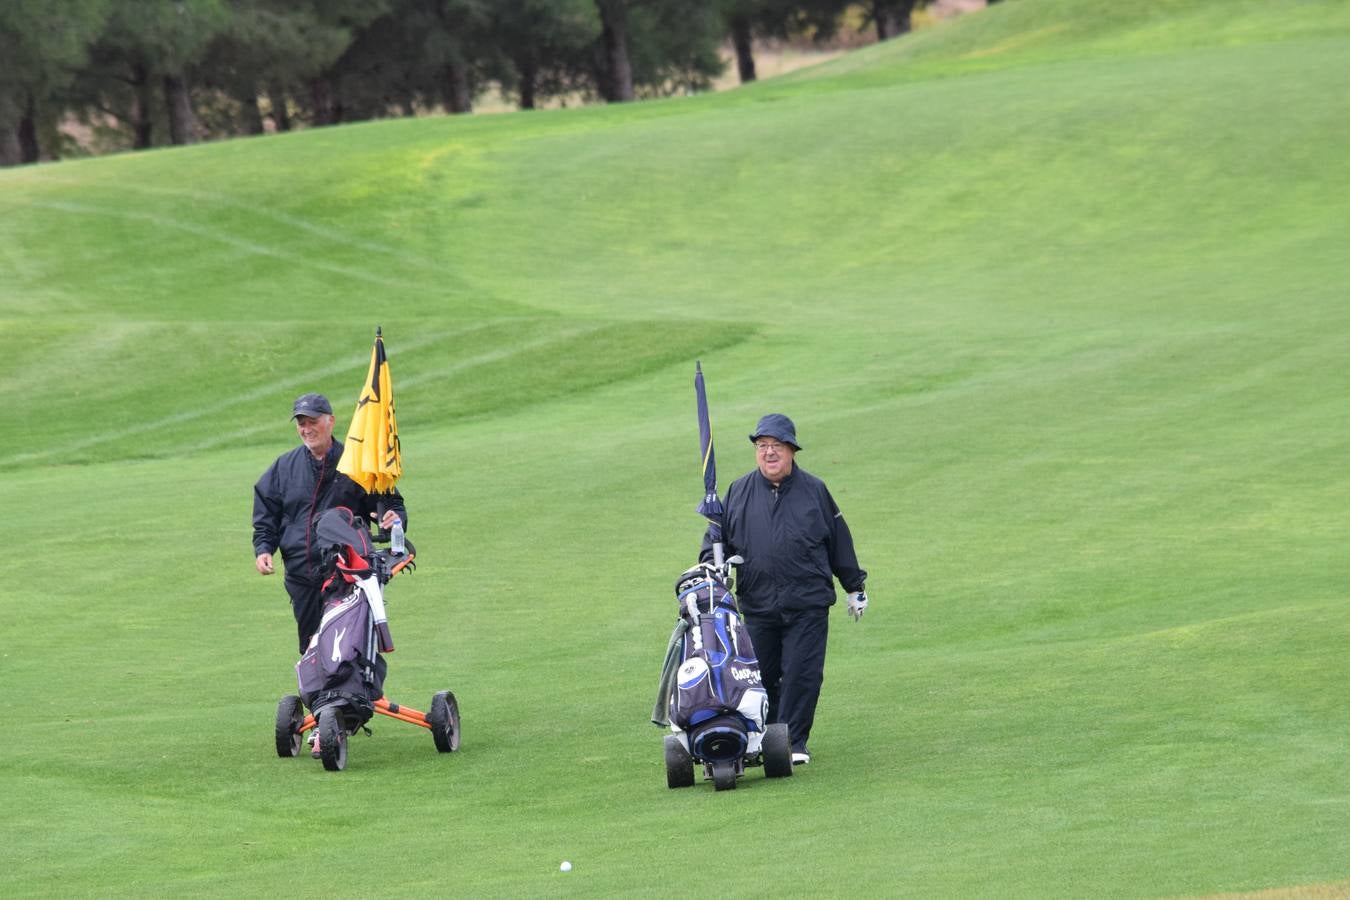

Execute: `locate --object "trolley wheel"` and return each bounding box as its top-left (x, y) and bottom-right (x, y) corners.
top-left (275, 695), bottom-right (304, 758)
top-left (711, 759), bottom-right (738, 791)
top-left (664, 735), bottom-right (695, 789)
top-left (318, 706), bottom-right (347, 771)
top-left (428, 691), bottom-right (461, 753)
top-left (762, 723), bottom-right (793, 779)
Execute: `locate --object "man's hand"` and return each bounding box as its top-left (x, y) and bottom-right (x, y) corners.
top-left (256, 552), bottom-right (274, 575)
top-left (379, 510), bottom-right (402, 531)
top-left (846, 590), bottom-right (868, 622)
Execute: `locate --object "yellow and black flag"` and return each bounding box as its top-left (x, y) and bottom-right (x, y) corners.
top-left (338, 327), bottom-right (403, 494)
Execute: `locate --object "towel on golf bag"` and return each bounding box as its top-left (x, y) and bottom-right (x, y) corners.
top-left (297, 578), bottom-right (387, 724)
top-left (650, 618), bottom-right (688, 726)
top-left (651, 566), bottom-right (767, 735)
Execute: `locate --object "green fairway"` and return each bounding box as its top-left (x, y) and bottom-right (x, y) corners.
top-left (3, 0), bottom-right (1350, 895)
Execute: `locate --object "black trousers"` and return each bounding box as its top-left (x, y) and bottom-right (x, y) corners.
top-left (744, 606), bottom-right (829, 754)
top-left (284, 574), bottom-right (325, 654)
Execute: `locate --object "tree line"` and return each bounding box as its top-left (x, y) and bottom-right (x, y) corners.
top-left (0, 0), bottom-right (946, 167)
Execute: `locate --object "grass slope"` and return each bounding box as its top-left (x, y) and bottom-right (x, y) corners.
top-left (3, 0), bottom-right (1349, 895)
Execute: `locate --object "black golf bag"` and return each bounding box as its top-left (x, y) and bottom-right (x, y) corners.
top-left (296, 507), bottom-right (388, 729)
top-left (653, 564), bottom-right (768, 765)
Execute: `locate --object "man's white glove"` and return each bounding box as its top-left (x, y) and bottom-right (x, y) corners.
top-left (846, 590), bottom-right (868, 622)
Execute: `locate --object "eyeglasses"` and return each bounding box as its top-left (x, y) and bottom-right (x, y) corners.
top-left (755, 441), bottom-right (790, 454)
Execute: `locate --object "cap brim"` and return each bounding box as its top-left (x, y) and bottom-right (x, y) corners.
top-left (749, 434), bottom-right (800, 451)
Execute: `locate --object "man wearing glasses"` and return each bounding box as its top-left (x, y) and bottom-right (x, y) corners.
top-left (701, 413), bottom-right (869, 766)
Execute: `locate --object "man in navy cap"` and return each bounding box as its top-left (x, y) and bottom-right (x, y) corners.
top-left (252, 392), bottom-right (407, 654)
top-left (700, 413), bottom-right (868, 766)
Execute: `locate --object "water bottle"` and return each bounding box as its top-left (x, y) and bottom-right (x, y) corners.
top-left (390, 520), bottom-right (406, 556)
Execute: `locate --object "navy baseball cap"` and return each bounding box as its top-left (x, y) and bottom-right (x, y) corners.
top-left (749, 413), bottom-right (801, 451)
top-left (291, 393), bottom-right (333, 419)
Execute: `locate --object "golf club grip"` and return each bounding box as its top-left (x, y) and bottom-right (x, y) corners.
top-left (375, 621), bottom-right (394, 653)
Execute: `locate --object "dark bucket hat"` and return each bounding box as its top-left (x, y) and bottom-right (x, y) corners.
top-left (749, 413), bottom-right (801, 451)
top-left (291, 392), bottom-right (333, 419)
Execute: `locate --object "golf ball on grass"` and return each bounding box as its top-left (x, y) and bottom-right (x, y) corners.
top-left (560, 861), bottom-right (572, 872)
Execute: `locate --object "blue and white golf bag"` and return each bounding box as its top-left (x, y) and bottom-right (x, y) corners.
top-left (652, 564), bottom-right (768, 763)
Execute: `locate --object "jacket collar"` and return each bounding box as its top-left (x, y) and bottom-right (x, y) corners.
top-left (756, 463), bottom-right (797, 491)
top-left (305, 439), bottom-right (343, 468)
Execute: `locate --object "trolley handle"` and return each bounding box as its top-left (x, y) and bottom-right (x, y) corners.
top-left (372, 541), bottom-right (417, 585)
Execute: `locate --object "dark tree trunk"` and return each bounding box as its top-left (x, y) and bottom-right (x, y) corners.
top-left (18, 93), bottom-right (40, 163)
top-left (164, 73), bottom-right (198, 144)
top-left (596, 1), bottom-right (634, 102)
top-left (268, 85), bottom-right (291, 131)
top-left (445, 59), bottom-right (473, 114)
top-left (310, 77), bottom-right (337, 125)
top-left (428, 0), bottom-right (473, 114)
top-left (730, 15), bottom-right (756, 84)
top-left (241, 90), bottom-right (265, 135)
top-left (0, 127), bottom-right (20, 166)
top-left (0, 93), bottom-right (19, 165)
top-left (516, 55), bottom-right (538, 110)
top-left (591, 42), bottom-right (613, 102)
top-left (131, 63), bottom-right (154, 148)
top-left (874, 0), bottom-right (914, 40)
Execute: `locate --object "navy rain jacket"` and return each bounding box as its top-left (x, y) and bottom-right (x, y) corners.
top-left (701, 464), bottom-right (866, 615)
top-left (252, 438), bottom-right (407, 584)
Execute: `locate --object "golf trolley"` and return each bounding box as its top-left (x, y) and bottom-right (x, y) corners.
top-left (653, 558), bottom-right (793, 791)
top-left (274, 507), bottom-right (460, 772)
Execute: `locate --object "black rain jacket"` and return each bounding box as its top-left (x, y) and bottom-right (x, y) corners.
top-left (700, 464), bottom-right (866, 615)
top-left (252, 439), bottom-right (407, 584)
